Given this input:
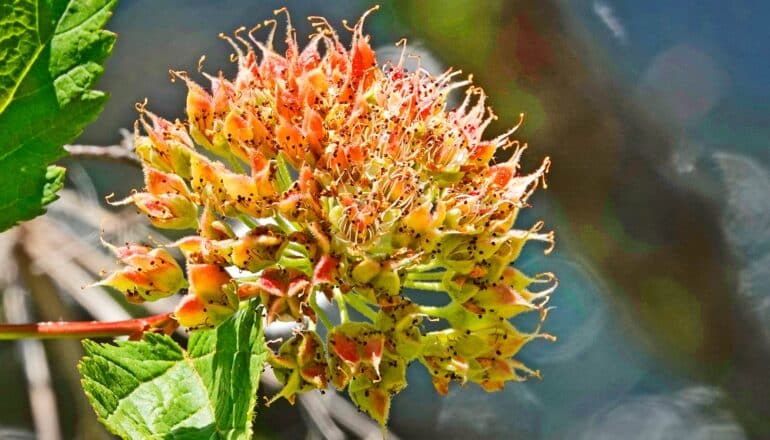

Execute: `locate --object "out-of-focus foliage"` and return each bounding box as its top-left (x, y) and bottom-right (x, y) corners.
top-left (0, 0), bottom-right (116, 231)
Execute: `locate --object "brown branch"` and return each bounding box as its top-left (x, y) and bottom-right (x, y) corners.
top-left (64, 144), bottom-right (141, 167)
top-left (0, 313), bottom-right (176, 340)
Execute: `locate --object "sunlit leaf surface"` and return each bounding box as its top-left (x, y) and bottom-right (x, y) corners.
top-left (79, 302), bottom-right (267, 440)
top-left (0, 0), bottom-right (117, 230)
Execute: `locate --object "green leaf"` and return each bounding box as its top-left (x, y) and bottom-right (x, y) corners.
top-left (0, 0), bottom-right (118, 231)
top-left (79, 302), bottom-right (268, 440)
top-left (0, 0), bottom-right (40, 113)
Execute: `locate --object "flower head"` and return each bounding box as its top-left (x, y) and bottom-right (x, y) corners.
top-left (98, 6), bottom-right (556, 426)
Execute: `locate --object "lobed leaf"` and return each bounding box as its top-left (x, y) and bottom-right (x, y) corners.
top-left (79, 302), bottom-right (268, 440)
top-left (0, 0), bottom-right (117, 231)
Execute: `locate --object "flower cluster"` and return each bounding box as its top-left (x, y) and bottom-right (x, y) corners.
top-left (99, 7), bottom-right (556, 426)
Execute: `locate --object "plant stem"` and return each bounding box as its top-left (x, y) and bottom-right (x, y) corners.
top-left (334, 289), bottom-right (349, 324)
top-left (344, 293), bottom-right (378, 321)
top-left (403, 280), bottom-right (444, 291)
top-left (309, 289), bottom-right (333, 330)
top-left (227, 154), bottom-right (246, 173)
top-left (0, 313), bottom-right (176, 340)
top-left (273, 213), bottom-right (297, 233)
top-left (405, 270), bottom-right (445, 281)
top-left (411, 260), bottom-right (441, 272)
top-left (418, 305), bottom-right (450, 319)
top-left (238, 214), bottom-right (258, 229)
top-left (234, 274), bottom-right (262, 283)
top-left (64, 144), bottom-right (141, 167)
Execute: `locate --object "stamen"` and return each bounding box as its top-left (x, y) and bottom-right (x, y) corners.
top-left (395, 38), bottom-right (408, 69)
top-left (247, 23), bottom-right (263, 47)
top-left (233, 26), bottom-right (252, 51)
top-left (263, 18), bottom-right (278, 50)
top-left (219, 32), bottom-right (244, 60)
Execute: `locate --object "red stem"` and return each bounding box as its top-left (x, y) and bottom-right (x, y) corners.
top-left (0, 313), bottom-right (176, 340)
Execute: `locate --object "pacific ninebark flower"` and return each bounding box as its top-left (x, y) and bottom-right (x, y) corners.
top-left (97, 6), bottom-right (557, 427)
top-left (269, 331), bottom-right (329, 404)
top-left (175, 263), bottom-right (237, 329)
top-left (97, 241), bottom-right (187, 303)
top-left (328, 322), bottom-right (385, 389)
top-left (238, 268), bottom-right (313, 324)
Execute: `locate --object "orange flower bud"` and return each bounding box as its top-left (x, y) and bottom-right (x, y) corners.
top-left (230, 226), bottom-right (284, 272)
top-left (112, 192), bottom-right (198, 230)
top-left (144, 168), bottom-right (192, 198)
top-left (187, 263), bottom-right (233, 304)
top-left (174, 293), bottom-right (208, 328)
top-left (275, 118), bottom-right (306, 167)
top-left (172, 236), bottom-right (233, 266)
top-left (189, 154), bottom-right (226, 197)
top-left (136, 112), bottom-right (194, 178)
top-left (185, 80), bottom-right (215, 142)
top-left (97, 244), bottom-right (186, 303)
top-left (249, 151), bottom-right (278, 198)
top-left (301, 107), bottom-right (325, 157)
top-left (174, 264), bottom-right (237, 329)
top-left (402, 201), bottom-right (446, 233)
top-left (223, 109), bottom-right (253, 147)
top-left (219, 171), bottom-right (267, 217)
top-left (237, 269), bottom-right (311, 323)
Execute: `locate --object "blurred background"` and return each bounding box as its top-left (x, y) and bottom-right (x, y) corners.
top-left (1, 0), bottom-right (768, 438)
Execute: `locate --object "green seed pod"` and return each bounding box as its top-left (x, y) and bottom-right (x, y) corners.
top-left (269, 331), bottom-right (329, 404)
top-left (376, 300), bottom-right (424, 361)
top-left (328, 322), bottom-right (385, 389)
top-left (348, 358), bottom-right (407, 426)
top-left (371, 267), bottom-right (400, 298)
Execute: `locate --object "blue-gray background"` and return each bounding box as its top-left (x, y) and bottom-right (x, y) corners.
top-left (4, 1), bottom-right (769, 438)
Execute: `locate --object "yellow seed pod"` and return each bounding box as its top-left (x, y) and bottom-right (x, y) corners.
top-left (352, 258), bottom-right (381, 284)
